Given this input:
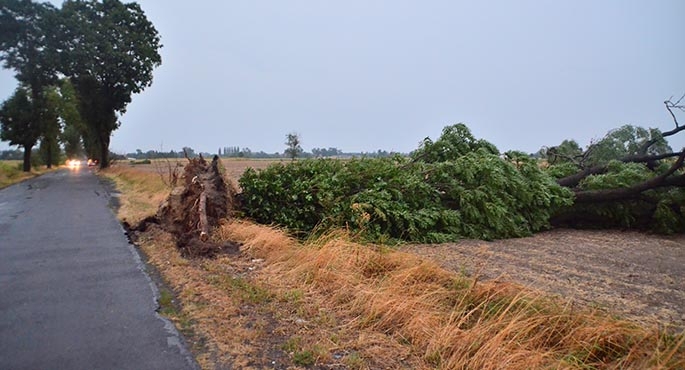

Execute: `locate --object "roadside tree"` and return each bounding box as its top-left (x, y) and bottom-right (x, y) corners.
top-left (58, 0), bottom-right (162, 168)
top-left (0, 88), bottom-right (41, 171)
top-left (0, 0), bottom-right (60, 170)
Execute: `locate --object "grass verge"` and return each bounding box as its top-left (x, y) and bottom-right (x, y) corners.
top-left (0, 160), bottom-right (53, 189)
top-left (103, 165), bottom-right (685, 369)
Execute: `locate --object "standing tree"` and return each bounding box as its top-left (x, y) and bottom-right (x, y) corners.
top-left (0, 88), bottom-right (41, 171)
top-left (0, 0), bottom-right (60, 171)
top-left (285, 132), bottom-right (303, 160)
top-left (58, 0), bottom-right (162, 169)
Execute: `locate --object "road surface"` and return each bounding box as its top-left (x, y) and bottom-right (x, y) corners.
top-left (0, 167), bottom-right (197, 369)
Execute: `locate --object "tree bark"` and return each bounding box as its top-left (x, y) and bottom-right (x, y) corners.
top-left (22, 145), bottom-right (32, 172)
top-left (99, 133), bottom-right (110, 169)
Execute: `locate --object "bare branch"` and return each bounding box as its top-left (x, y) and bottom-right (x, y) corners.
top-left (664, 93), bottom-right (685, 128)
top-left (633, 95), bottom-right (685, 155)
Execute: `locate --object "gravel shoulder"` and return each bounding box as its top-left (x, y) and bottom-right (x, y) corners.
top-left (403, 229), bottom-right (685, 331)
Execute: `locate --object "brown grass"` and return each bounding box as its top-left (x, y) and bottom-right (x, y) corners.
top-left (104, 165), bottom-right (685, 369)
top-left (0, 160), bottom-right (54, 189)
top-left (100, 166), bottom-right (169, 224)
top-left (221, 222), bottom-right (685, 369)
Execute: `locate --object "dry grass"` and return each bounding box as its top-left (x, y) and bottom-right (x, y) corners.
top-left (104, 165), bottom-right (685, 369)
top-left (0, 160), bottom-right (54, 189)
top-left (221, 222), bottom-right (685, 369)
top-left (100, 166), bottom-right (169, 224)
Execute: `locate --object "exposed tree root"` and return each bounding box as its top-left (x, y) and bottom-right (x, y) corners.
top-left (127, 155), bottom-right (240, 258)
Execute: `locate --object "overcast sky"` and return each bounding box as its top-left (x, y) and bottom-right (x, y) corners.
top-left (1, 0), bottom-right (684, 155)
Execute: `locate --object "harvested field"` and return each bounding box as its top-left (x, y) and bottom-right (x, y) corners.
top-left (118, 158), bottom-right (285, 185)
top-left (403, 229), bottom-right (685, 331)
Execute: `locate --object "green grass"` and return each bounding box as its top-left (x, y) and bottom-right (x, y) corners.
top-left (0, 160), bottom-right (40, 188)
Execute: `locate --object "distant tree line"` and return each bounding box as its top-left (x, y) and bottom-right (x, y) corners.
top-left (119, 145), bottom-right (401, 160)
top-left (0, 0), bottom-right (162, 171)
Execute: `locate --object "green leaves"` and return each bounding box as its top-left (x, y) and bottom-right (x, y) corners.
top-left (0, 88), bottom-right (38, 148)
top-left (550, 160), bottom-right (685, 233)
top-left (240, 125), bottom-right (573, 243)
top-left (411, 123), bottom-right (499, 163)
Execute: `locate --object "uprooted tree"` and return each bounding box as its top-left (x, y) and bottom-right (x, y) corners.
top-left (127, 154), bottom-right (238, 258)
top-left (130, 97), bottom-right (684, 255)
top-left (240, 98), bottom-right (685, 242)
top-left (547, 95), bottom-right (685, 232)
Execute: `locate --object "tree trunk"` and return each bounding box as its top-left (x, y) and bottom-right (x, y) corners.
top-left (46, 139), bottom-right (53, 169)
top-left (572, 151), bottom-right (685, 203)
top-left (22, 145), bottom-right (32, 172)
top-left (99, 133), bottom-right (110, 169)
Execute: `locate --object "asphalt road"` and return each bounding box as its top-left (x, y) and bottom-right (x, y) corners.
top-left (0, 167), bottom-right (197, 369)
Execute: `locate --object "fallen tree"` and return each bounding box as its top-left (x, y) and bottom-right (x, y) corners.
top-left (548, 95), bottom-right (685, 232)
top-left (240, 98), bottom-right (685, 241)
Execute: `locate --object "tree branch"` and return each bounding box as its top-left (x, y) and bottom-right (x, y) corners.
top-left (556, 151), bottom-right (684, 187)
top-left (665, 93), bottom-right (684, 128)
top-left (573, 150), bottom-right (685, 203)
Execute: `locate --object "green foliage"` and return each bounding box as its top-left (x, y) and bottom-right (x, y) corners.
top-left (651, 189), bottom-right (685, 234)
top-left (0, 0), bottom-right (59, 88)
top-left (544, 162), bottom-right (581, 180)
top-left (579, 161), bottom-right (653, 190)
top-left (587, 125), bottom-right (671, 165)
top-left (284, 132), bottom-right (303, 160)
top-left (241, 125), bottom-right (573, 242)
top-left (0, 88), bottom-right (41, 171)
top-left (56, 79), bottom-right (84, 158)
top-left (411, 123), bottom-right (499, 163)
top-left (555, 161), bottom-right (685, 233)
top-left (62, 0), bottom-right (163, 167)
top-left (1, 0), bottom-right (162, 169)
top-left (543, 139), bottom-right (583, 164)
top-left (0, 88), bottom-right (39, 148)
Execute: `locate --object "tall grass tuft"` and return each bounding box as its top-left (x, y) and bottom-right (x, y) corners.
top-left (220, 222), bottom-right (684, 369)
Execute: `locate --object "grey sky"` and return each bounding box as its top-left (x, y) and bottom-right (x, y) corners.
top-left (1, 0), bottom-right (684, 154)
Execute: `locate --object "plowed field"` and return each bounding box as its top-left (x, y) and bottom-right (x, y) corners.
top-left (403, 229), bottom-right (685, 331)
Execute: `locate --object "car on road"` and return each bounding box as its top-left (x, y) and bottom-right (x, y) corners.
top-left (66, 159), bottom-right (81, 168)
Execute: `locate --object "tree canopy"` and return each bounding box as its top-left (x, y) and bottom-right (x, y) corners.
top-left (241, 124), bottom-right (573, 242)
top-left (0, 0), bottom-right (162, 169)
top-left (59, 0), bottom-right (162, 168)
top-left (241, 115), bottom-right (685, 242)
top-left (285, 132), bottom-right (303, 160)
top-left (0, 87), bottom-right (39, 171)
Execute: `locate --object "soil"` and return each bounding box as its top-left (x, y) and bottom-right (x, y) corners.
top-left (402, 229), bottom-right (685, 332)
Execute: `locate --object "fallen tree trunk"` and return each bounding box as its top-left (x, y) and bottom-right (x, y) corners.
top-left (572, 151), bottom-right (685, 203)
